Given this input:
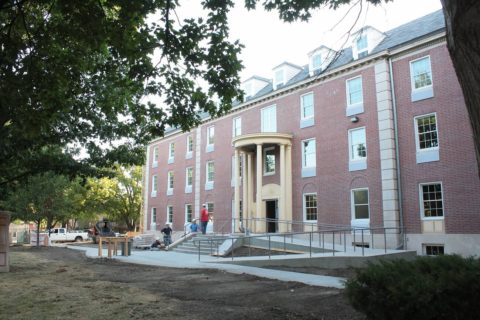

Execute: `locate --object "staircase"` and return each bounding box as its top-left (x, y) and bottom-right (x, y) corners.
top-left (173, 234), bottom-right (226, 255)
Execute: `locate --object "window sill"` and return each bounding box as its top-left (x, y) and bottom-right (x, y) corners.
top-left (346, 103), bottom-right (364, 117)
top-left (301, 167), bottom-right (316, 178)
top-left (206, 145), bottom-right (214, 153)
top-left (205, 182), bottom-right (214, 191)
top-left (185, 186), bottom-right (192, 194)
top-left (152, 162), bottom-right (158, 168)
top-left (167, 189), bottom-right (173, 196)
top-left (300, 117), bottom-right (314, 129)
top-left (349, 160), bottom-right (367, 171)
top-left (168, 157), bottom-right (174, 164)
top-left (151, 191), bottom-right (157, 198)
top-left (416, 149), bottom-right (439, 164)
top-left (185, 152), bottom-right (193, 160)
top-left (411, 86), bottom-right (434, 102)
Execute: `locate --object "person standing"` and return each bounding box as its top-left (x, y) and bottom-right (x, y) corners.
top-left (200, 204), bottom-right (209, 234)
top-left (161, 223), bottom-right (173, 247)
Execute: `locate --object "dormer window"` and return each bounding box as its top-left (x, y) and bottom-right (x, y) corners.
top-left (244, 82), bottom-right (253, 97)
top-left (272, 62), bottom-right (302, 90)
top-left (274, 69), bottom-right (284, 87)
top-left (311, 54), bottom-right (322, 71)
top-left (241, 76), bottom-right (270, 100)
top-left (356, 35), bottom-right (368, 58)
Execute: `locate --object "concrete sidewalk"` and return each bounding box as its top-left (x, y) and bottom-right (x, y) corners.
top-left (68, 245), bottom-right (346, 289)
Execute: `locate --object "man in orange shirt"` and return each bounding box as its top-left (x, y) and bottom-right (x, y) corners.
top-left (200, 204), bottom-right (209, 234)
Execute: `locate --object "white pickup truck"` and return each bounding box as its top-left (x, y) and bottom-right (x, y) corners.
top-left (48, 228), bottom-right (89, 242)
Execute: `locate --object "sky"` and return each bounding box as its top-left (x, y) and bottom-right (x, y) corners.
top-left (177, 0), bottom-right (443, 82)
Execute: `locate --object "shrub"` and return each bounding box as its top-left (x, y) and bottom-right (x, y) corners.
top-left (345, 255), bottom-right (480, 320)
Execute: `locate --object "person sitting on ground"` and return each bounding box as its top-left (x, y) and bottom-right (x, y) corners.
top-left (190, 219), bottom-right (198, 233)
top-left (150, 239), bottom-right (162, 250)
top-left (161, 223), bottom-right (173, 248)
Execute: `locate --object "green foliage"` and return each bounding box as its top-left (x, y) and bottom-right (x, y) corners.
top-left (345, 255), bottom-right (480, 320)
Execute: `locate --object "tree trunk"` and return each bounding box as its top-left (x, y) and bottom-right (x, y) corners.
top-left (441, 0), bottom-right (480, 177)
top-left (36, 219), bottom-right (41, 248)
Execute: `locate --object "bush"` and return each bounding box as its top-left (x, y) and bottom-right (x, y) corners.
top-left (345, 255), bottom-right (480, 320)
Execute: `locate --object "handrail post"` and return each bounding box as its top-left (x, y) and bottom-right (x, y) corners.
top-left (371, 229), bottom-right (374, 250)
top-left (198, 240), bottom-right (201, 261)
top-left (332, 231), bottom-right (335, 256)
top-left (283, 233), bottom-right (286, 253)
top-left (361, 229), bottom-right (365, 256)
top-left (344, 231), bottom-right (346, 253)
top-left (384, 227), bottom-right (387, 253)
top-left (268, 235), bottom-right (271, 260)
top-left (231, 238), bottom-right (234, 261)
top-left (309, 232), bottom-right (312, 258)
top-left (353, 229), bottom-right (356, 252)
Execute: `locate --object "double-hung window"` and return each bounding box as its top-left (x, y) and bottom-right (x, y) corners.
top-left (346, 76), bottom-right (364, 116)
top-left (311, 54), bottom-right (322, 72)
top-left (206, 126), bottom-right (215, 152)
top-left (415, 113), bottom-right (439, 163)
top-left (420, 183), bottom-right (443, 219)
top-left (185, 204), bottom-right (193, 223)
top-left (348, 127), bottom-right (367, 171)
top-left (274, 69), bottom-right (284, 89)
top-left (351, 188), bottom-right (369, 228)
top-left (205, 161), bottom-right (214, 190)
top-left (186, 135), bottom-right (193, 159)
top-left (233, 117), bottom-right (242, 137)
top-left (167, 171), bottom-right (174, 195)
top-left (300, 93), bottom-right (314, 128)
top-left (151, 207), bottom-right (157, 227)
top-left (152, 147), bottom-right (159, 168)
top-left (410, 56), bottom-right (434, 101)
top-left (151, 175), bottom-right (157, 197)
top-left (264, 147), bottom-right (275, 175)
top-left (168, 142), bottom-right (175, 164)
top-left (356, 35), bottom-right (368, 58)
top-left (301, 138), bottom-right (316, 178)
top-left (185, 167), bottom-right (193, 193)
top-left (261, 105), bottom-right (277, 133)
top-left (303, 193), bottom-right (318, 221)
top-left (167, 206), bottom-right (173, 224)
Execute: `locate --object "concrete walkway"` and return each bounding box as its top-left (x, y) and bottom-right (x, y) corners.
top-left (67, 245), bottom-right (346, 289)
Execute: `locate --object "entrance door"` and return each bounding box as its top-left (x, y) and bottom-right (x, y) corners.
top-left (266, 200), bottom-right (278, 233)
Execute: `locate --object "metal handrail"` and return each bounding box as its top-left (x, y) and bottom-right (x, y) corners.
top-left (195, 226), bottom-right (405, 261)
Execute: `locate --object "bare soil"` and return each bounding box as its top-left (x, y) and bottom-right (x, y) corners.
top-left (0, 246), bottom-right (364, 320)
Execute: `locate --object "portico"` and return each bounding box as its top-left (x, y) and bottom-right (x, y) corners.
top-left (232, 133), bottom-right (293, 233)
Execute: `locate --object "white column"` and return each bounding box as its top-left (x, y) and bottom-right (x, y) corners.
top-left (247, 153), bottom-right (253, 231)
top-left (286, 144), bottom-right (292, 232)
top-left (242, 152), bottom-right (248, 228)
top-left (234, 149), bottom-right (240, 233)
top-left (279, 144), bottom-right (286, 232)
top-left (256, 144), bottom-right (263, 233)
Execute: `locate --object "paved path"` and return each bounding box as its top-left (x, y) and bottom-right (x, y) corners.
top-left (68, 245), bottom-right (346, 289)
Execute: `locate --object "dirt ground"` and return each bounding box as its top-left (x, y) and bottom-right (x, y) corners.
top-left (0, 246), bottom-right (364, 320)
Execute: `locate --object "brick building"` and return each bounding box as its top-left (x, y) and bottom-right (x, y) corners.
top-left (143, 10), bottom-right (480, 256)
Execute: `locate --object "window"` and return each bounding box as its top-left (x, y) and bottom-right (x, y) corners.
top-left (347, 76), bottom-right (363, 106)
top-left (311, 54), bottom-right (322, 71)
top-left (302, 139), bottom-right (316, 178)
top-left (410, 56), bottom-right (434, 101)
top-left (415, 113), bottom-right (439, 163)
top-left (185, 204), bottom-right (193, 223)
top-left (207, 126), bottom-right (215, 146)
top-left (151, 207), bottom-right (157, 224)
top-left (206, 161), bottom-right (214, 190)
top-left (168, 142), bottom-right (175, 163)
top-left (261, 105), bottom-right (277, 133)
top-left (167, 206), bottom-right (173, 224)
top-left (352, 188), bottom-right (369, 220)
top-left (420, 183), bottom-right (443, 218)
top-left (233, 117), bottom-right (242, 137)
top-left (356, 35), bottom-right (368, 58)
top-left (207, 202), bottom-right (214, 218)
top-left (424, 244), bottom-right (444, 256)
top-left (185, 167), bottom-right (193, 193)
top-left (186, 135), bottom-right (193, 159)
top-left (167, 171), bottom-right (174, 195)
top-left (274, 69), bottom-right (284, 88)
top-left (303, 193), bottom-right (318, 221)
top-left (152, 147), bottom-right (159, 167)
top-left (346, 76), bottom-right (364, 116)
top-left (300, 93), bottom-right (314, 128)
top-left (264, 147), bottom-right (275, 175)
top-left (349, 127), bottom-right (367, 171)
top-left (231, 155), bottom-right (243, 187)
top-left (151, 175), bottom-right (157, 197)
top-left (244, 82), bottom-right (253, 97)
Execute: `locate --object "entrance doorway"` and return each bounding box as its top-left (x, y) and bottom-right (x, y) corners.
top-left (265, 200), bottom-right (278, 233)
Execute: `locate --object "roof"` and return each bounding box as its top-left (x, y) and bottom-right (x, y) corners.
top-left (160, 9), bottom-right (445, 138)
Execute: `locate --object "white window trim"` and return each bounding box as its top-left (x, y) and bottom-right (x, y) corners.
top-left (302, 138), bottom-right (316, 169)
top-left (151, 175), bottom-right (157, 197)
top-left (168, 142), bottom-right (175, 163)
top-left (346, 75), bottom-right (363, 107)
top-left (207, 126), bottom-right (215, 146)
top-left (274, 68), bottom-right (285, 89)
top-left (350, 188), bottom-right (370, 228)
top-left (206, 161), bottom-right (214, 190)
top-left (151, 207), bottom-right (157, 225)
top-left (185, 167), bottom-right (193, 193)
top-left (261, 104), bottom-right (277, 133)
top-left (300, 92), bottom-right (314, 121)
top-left (232, 117), bottom-right (242, 137)
top-left (410, 55), bottom-right (433, 91)
top-left (167, 171), bottom-right (174, 195)
top-left (348, 127), bottom-right (367, 172)
top-left (419, 181), bottom-right (444, 220)
top-left (166, 206), bottom-right (173, 224)
top-left (356, 35), bottom-right (368, 57)
top-left (186, 135), bottom-right (193, 158)
top-left (311, 53), bottom-right (322, 72)
top-left (152, 147), bottom-right (159, 168)
top-left (303, 193), bottom-right (318, 222)
top-left (263, 147), bottom-right (276, 176)
top-left (414, 113), bottom-right (439, 152)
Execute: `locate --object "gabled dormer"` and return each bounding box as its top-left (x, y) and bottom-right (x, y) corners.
top-left (351, 26), bottom-right (386, 60)
top-left (272, 62), bottom-right (303, 90)
top-left (241, 76), bottom-right (270, 99)
top-left (308, 45), bottom-right (336, 76)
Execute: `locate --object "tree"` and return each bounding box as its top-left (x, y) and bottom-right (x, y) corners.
top-left (3, 172), bottom-right (75, 246)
